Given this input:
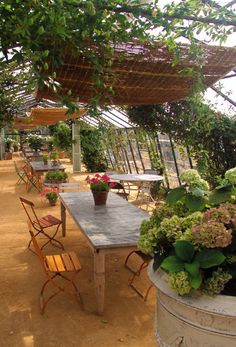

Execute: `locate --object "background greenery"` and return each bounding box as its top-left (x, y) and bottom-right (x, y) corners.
top-left (127, 100), bottom-right (236, 185)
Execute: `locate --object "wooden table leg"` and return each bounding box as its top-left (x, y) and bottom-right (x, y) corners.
top-left (94, 249), bottom-right (105, 315)
top-left (60, 201), bottom-right (66, 237)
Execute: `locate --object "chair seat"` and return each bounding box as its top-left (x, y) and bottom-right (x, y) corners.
top-left (33, 215), bottom-right (61, 229)
top-left (45, 251), bottom-right (82, 273)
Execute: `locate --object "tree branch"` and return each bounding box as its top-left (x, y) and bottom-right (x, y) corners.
top-left (102, 5), bottom-right (236, 27)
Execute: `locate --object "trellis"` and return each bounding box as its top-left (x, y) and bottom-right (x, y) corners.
top-left (99, 124), bottom-right (193, 189)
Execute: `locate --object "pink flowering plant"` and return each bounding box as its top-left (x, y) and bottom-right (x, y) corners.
top-left (85, 173), bottom-right (115, 192)
top-left (138, 168), bottom-right (236, 297)
top-left (40, 187), bottom-right (59, 203)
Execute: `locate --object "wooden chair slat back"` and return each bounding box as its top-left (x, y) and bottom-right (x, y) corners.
top-left (19, 197), bottom-right (41, 229)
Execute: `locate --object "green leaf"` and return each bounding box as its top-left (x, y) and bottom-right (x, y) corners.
top-left (208, 189), bottom-right (232, 205)
top-left (189, 187), bottom-right (204, 197)
top-left (189, 271), bottom-right (202, 289)
top-left (184, 260), bottom-right (200, 276)
top-left (185, 194), bottom-right (205, 212)
top-left (153, 252), bottom-right (168, 271)
top-left (166, 186), bottom-right (186, 205)
top-left (161, 256), bottom-right (184, 273)
top-left (195, 249), bottom-right (225, 269)
top-left (175, 241), bottom-right (195, 262)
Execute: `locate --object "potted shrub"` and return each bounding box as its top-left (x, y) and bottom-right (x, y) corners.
top-left (50, 151), bottom-right (59, 165)
top-left (53, 122), bottom-right (74, 158)
top-left (138, 169), bottom-right (236, 347)
top-left (41, 187), bottom-right (59, 206)
top-left (4, 138), bottom-right (14, 159)
top-left (42, 154), bottom-right (49, 165)
top-left (45, 170), bottom-right (68, 183)
top-left (12, 139), bottom-right (20, 152)
top-left (46, 136), bottom-right (54, 152)
top-left (27, 134), bottom-right (44, 151)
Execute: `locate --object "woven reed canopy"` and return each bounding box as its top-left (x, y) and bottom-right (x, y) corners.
top-left (14, 108), bottom-right (86, 129)
top-left (36, 43), bottom-right (236, 105)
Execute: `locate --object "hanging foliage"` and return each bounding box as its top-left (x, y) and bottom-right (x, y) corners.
top-left (0, 1), bottom-right (235, 112)
top-left (0, 62), bottom-right (27, 128)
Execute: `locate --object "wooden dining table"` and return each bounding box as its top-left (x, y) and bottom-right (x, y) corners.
top-left (59, 191), bottom-right (149, 315)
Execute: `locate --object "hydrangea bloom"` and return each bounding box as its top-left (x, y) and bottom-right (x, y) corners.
top-left (181, 212), bottom-right (203, 230)
top-left (192, 221), bottom-right (232, 248)
top-left (180, 169), bottom-right (209, 191)
top-left (225, 167), bottom-right (236, 185)
top-left (203, 207), bottom-right (231, 224)
top-left (202, 268), bottom-right (232, 296)
top-left (152, 203), bottom-right (175, 225)
top-left (137, 227), bottom-right (159, 254)
top-left (168, 271), bottom-right (192, 295)
top-left (158, 215), bottom-right (182, 242)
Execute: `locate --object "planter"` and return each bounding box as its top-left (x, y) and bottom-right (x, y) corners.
top-left (48, 200), bottom-right (57, 206)
top-left (44, 179), bottom-right (67, 184)
top-left (148, 265), bottom-right (236, 347)
top-left (4, 152), bottom-right (13, 160)
top-left (91, 190), bottom-right (109, 205)
top-left (59, 151), bottom-right (65, 159)
top-left (43, 160), bottom-right (48, 165)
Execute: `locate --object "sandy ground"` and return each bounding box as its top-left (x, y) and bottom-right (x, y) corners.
top-left (0, 154), bottom-right (158, 347)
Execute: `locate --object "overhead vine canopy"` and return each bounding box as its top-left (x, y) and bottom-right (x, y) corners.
top-left (36, 42), bottom-right (236, 105)
top-left (0, 0), bottom-right (235, 110)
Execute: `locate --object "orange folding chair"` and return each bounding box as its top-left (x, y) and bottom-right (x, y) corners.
top-left (23, 162), bottom-right (40, 192)
top-left (125, 250), bottom-right (154, 301)
top-left (20, 197), bottom-right (64, 252)
top-left (14, 161), bottom-right (27, 185)
top-left (29, 228), bottom-right (83, 314)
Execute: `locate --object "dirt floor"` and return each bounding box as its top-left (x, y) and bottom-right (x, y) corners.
top-left (0, 154), bottom-right (158, 347)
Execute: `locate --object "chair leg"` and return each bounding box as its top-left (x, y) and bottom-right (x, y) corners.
top-left (40, 272), bottom-right (83, 314)
top-left (41, 224), bottom-right (64, 251)
top-left (124, 250), bottom-right (138, 274)
top-left (129, 263), bottom-right (154, 301)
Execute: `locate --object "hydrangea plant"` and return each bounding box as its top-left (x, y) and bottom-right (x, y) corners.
top-left (138, 168), bottom-right (236, 297)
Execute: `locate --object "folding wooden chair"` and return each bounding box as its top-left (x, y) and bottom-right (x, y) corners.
top-left (23, 162), bottom-right (40, 192)
top-left (14, 161), bottom-right (27, 185)
top-left (124, 250), bottom-right (153, 301)
top-left (110, 182), bottom-right (129, 200)
top-left (20, 197), bottom-right (64, 252)
top-left (29, 228), bottom-right (83, 314)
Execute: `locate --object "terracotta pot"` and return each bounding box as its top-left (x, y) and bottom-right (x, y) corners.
top-left (148, 265), bottom-right (236, 347)
top-left (48, 200), bottom-right (57, 206)
top-left (4, 152), bottom-right (12, 160)
top-left (92, 190), bottom-right (109, 205)
top-left (59, 151), bottom-right (65, 159)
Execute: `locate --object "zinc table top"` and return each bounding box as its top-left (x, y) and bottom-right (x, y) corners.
top-left (109, 173), bottom-right (163, 182)
top-left (59, 191), bottom-right (149, 250)
top-left (30, 161), bottom-right (65, 173)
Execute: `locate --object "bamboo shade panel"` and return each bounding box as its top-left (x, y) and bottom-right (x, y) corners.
top-left (14, 108), bottom-right (87, 129)
top-left (36, 42), bottom-right (236, 105)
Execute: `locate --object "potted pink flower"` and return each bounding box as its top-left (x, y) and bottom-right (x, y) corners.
top-left (85, 173), bottom-right (115, 205)
top-left (41, 187), bottom-right (59, 206)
